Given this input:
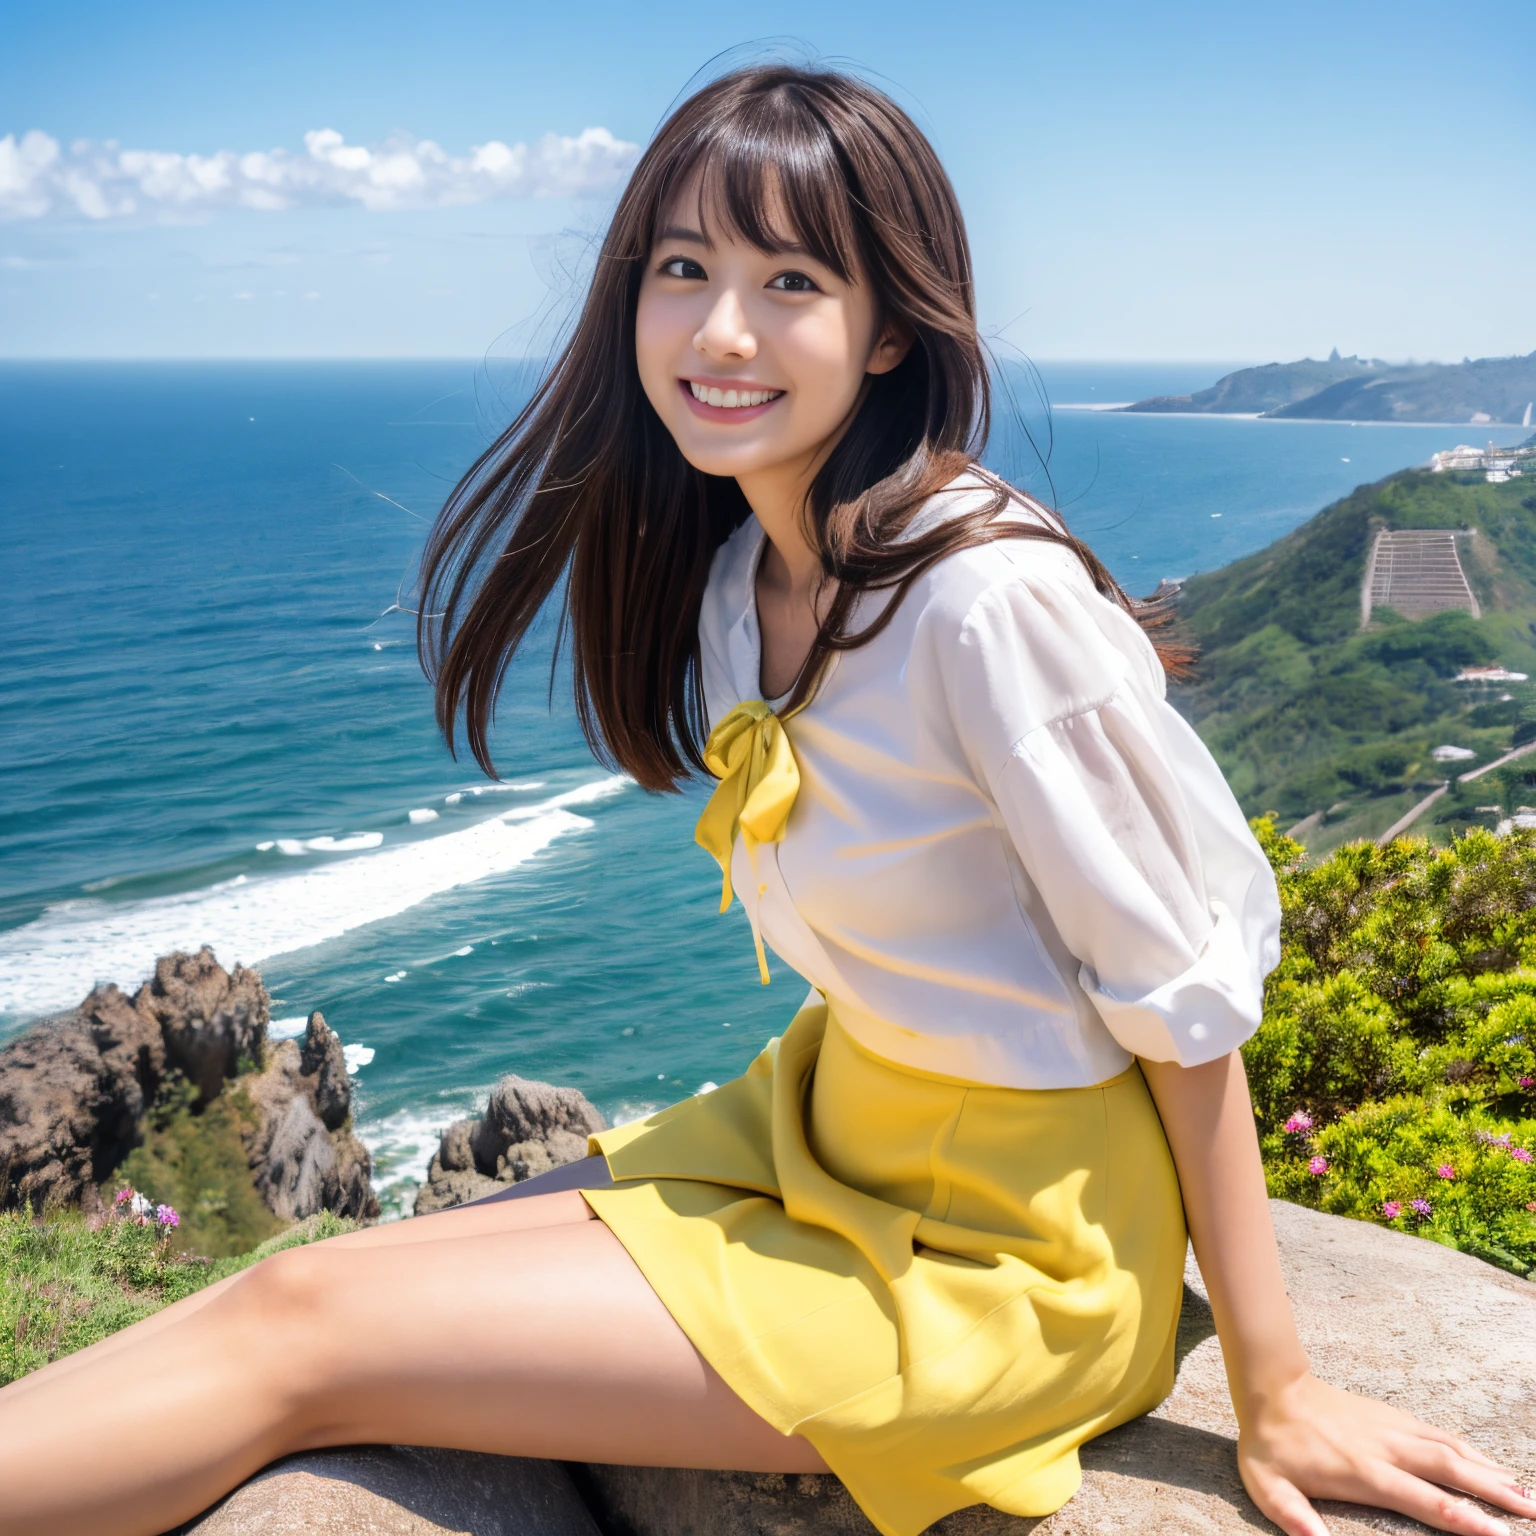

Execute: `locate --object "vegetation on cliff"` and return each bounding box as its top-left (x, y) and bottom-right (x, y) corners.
top-left (1173, 469), bottom-right (1536, 846)
top-left (116, 1073), bottom-right (285, 1259)
top-left (0, 1207), bottom-right (355, 1386)
top-left (1245, 821), bottom-right (1536, 1275)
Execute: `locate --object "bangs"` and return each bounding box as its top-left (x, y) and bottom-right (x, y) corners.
top-left (652, 87), bottom-right (863, 283)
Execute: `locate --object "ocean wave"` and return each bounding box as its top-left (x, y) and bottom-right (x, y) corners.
top-left (359, 1096), bottom-right (485, 1220)
top-left (0, 776), bottom-right (628, 1022)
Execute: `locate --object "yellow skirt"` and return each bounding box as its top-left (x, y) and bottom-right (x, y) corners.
top-left (582, 997), bottom-right (1187, 1536)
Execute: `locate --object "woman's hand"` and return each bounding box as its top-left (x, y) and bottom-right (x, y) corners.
top-left (1237, 1370), bottom-right (1534, 1536)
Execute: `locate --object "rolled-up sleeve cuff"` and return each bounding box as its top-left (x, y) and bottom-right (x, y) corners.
top-left (1078, 901), bottom-right (1263, 1066)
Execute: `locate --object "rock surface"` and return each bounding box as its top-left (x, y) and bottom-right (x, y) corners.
top-left (414, 1075), bottom-right (608, 1215)
top-left (177, 1201), bottom-right (1536, 1534)
top-left (168, 1446), bottom-right (600, 1534)
top-left (241, 1011), bottom-right (378, 1223)
top-left (0, 950), bottom-right (377, 1223)
top-left (0, 949), bottom-right (265, 1211)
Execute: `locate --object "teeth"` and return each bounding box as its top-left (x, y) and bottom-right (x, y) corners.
top-left (689, 382), bottom-right (782, 409)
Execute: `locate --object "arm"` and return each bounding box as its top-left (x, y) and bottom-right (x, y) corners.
top-left (1141, 1050), bottom-right (1534, 1536)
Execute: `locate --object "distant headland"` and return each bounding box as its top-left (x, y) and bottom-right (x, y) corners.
top-left (1123, 349), bottom-right (1536, 425)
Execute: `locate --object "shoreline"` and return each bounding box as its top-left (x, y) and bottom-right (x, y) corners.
top-left (1055, 405), bottom-right (1532, 429)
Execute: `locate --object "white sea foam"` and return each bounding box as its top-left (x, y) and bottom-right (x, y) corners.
top-left (269, 1014), bottom-right (309, 1040)
top-left (0, 776), bottom-right (628, 1021)
top-left (358, 1095), bottom-right (487, 1220)
top-left (343, 1043), bottom-right (375, 1074)
top-left (305, 832), bottom-right (383, 852)
top-left (407, 808), bottom-right (439, 825)
top-left (607, 1100), bottom-right (665, 1128)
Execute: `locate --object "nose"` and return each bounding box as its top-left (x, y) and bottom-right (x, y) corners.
top-left (693, 287), bottom-right (757, 362)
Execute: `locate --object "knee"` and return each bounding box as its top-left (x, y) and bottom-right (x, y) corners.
top-left (221, 1245), bottom-right (340, 1371)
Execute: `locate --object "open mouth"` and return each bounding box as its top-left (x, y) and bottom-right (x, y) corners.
top-left (681, 379), bottom-right (785, 416)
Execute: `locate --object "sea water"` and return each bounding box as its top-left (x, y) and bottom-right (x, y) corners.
top-left (0, 360), bottom-right (1527, 1215)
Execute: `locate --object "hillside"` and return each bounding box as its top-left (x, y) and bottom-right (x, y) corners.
top-left (1269, 351), bottom-right (1536, 424)
top-left (1125, 354), bottom-right (1382, 415)
top-left (1171, 469), bottom-right (1536, 851)
top-left (1126, 351), bottom-right (1536, 425)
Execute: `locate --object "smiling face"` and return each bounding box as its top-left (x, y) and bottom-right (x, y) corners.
top-left (634, 174), bottom-right (910, 488)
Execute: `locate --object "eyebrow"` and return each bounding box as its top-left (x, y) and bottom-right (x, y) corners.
top-left (654, 224), bottom-right (817, 261)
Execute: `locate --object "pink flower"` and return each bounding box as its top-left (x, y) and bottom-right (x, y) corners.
top-left (1411, 1198), bottom-right (1433, 1217)
top-left (1284, 1112), bottom-right (1314, 1134)
top-left (113, 1187), bottom-right (133, 1205)
top-left (155, 1205), bottom-right (179, 1228)
top-left (1436, 1164), bottom-right (1457, 1180)
top-left (1520, 1076), bottom-right (1535, 1089)
top-left (1382, 1200), bottom-right (1402, 1219)
top-left (1308, 1156), bottom-right (1328, 1176)
top-left (1512, 1147), bottom-right (1533, 1164)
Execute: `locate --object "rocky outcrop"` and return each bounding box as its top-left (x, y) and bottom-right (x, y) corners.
top-left (241, 1012), bottom-right (378, 1223)
top-left (178, 1201), bottom-right (1536, 1535)
top-left (0, 949), bottom-right (377, 1225)
top-left (414, 1075), bottom-right (607, 1216)
top-left (0, 950), bottom-right (265, 1212)
top-left (168, 1445), bottom-right (601, 1535)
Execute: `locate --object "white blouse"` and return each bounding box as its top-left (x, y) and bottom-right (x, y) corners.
top-left (697, 473), bottom-right (1281, 1090)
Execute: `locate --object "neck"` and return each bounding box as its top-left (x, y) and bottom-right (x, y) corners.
top-left (736, 457), bottom-right (822, 601)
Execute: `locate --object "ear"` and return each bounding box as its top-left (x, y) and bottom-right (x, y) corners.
top-left (866, 316), bottom-right (915, 377)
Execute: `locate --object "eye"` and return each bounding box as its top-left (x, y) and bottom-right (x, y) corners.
top-left (658, 256), bottom-right (706, 280)
top-left (767, 270), bottom-right (820, 293)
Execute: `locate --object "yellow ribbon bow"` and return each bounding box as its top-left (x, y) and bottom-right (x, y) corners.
top-left (695, 699), bottom-right (802, 984)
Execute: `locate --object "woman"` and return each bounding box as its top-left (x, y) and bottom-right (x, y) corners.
top-left (0, 64), bottom-right (1528, 1536)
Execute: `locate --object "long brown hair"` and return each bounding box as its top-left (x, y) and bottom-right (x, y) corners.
top-left (418, 64), bottom-right (1179, 793)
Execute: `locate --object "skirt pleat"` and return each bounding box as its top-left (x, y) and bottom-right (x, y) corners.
top-left (582, 995), bottom-right (1186, 1536)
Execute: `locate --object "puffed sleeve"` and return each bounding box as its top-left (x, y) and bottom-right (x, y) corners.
top-left (943, 557), bottom-right (1280, 1067)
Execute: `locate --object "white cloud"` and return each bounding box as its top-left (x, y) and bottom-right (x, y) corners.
top-left (0, 125), bottom-right (638, 222)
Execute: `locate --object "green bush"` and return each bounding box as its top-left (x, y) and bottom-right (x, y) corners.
top-left (0, 1205), bottom-right (356, 1386)
top-left (1247, 818), bottom-right (1536, 1274)
top-left (116, 1074), bottom-right (284, 1259)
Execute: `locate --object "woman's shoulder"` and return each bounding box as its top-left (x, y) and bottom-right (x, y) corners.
top-left (903, 471), bottom-right (1120, 630)
top-left (901, 471), bottom-right (1166, 728)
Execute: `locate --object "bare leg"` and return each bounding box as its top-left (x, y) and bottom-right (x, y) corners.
top-left (3, 1159), bottom-right (613, 1402)
top-left (0, 1181), bottom-right (828, 1536)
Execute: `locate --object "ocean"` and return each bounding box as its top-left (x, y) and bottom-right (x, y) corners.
top-left (1, 359), bottom-right (1528, 1216)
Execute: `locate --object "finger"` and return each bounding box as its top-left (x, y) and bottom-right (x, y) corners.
top-left (1401, 1440), bottom-right (1536, 1522)
top-left (1407, 1422), bottom-right (1508, 1472)
top-left (1361, 1462), bottom-right (1515, 1536)
top-left (1242, 1466), bottom-right (1331, 1536)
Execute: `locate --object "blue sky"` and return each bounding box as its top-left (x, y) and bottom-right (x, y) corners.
top-left (2, 0), bottom-right (1532, 361)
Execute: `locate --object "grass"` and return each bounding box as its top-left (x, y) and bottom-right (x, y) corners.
top-left (0, 1207), bottom-right (355, 1387)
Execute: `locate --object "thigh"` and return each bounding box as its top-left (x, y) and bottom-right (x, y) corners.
top-left (271, 1202), bottom-right (828, 1473)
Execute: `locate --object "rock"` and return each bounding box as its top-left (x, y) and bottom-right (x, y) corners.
top-left (414, 1075), bottom-right (607, 1216)
top-left (0, 946), bottom-right (263, 1212)
top-left (413, 1166), bottom-right (506, 1216)
top-left (136, 949), bottom-right (268, 1105)
top-left (169, 1445), bottom-right (600, 1534)
top-left (0, 952), bottom-right (380, 1225)
top-left (175, 1202), bottom-right (1534, 1534)
top-left (241, 1013), bottom-right (378, 1223)
top-left (0, 984), bottom-right (163, 1210)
